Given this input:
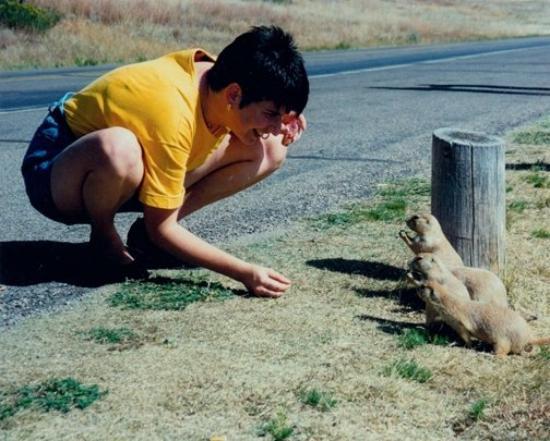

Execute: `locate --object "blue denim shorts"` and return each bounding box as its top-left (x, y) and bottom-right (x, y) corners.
top-left (21, 93), bottom-right (142, 225)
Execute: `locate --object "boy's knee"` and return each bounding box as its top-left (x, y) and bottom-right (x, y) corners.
top-left (97, 127), bottom-right (143, 179)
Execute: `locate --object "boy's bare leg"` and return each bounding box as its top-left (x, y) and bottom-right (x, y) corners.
top-left (50, 127), bottom-right (144, 264)
top-left (180, 134), bottom-right (287, 218)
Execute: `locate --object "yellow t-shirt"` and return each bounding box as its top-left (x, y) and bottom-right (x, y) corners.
top-left (63, 49), bottom-right (224, 209)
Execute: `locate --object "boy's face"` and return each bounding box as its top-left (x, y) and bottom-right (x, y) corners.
top-left (230, 100), bottom-right (285, 146)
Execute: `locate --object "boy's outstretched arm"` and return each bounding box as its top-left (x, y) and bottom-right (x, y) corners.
top-left (143, 205), bottom-right (291, 297)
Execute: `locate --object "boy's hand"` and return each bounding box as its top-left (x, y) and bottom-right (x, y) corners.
top-left (281, 112), bottom-right (306, 146)
top-left (242, 264), bottom-right (291, 298)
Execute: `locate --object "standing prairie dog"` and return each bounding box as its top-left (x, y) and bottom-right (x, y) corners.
top-left (407, 253), bottom-right (469, 326)
top-left (408, 253), bottom-right (508, 308)
top-left (418, 280), bottom-right (550, 357)
top-left (399, 213), bottom-right (464, 268)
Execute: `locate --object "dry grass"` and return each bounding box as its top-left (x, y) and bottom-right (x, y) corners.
top-left (0, 118), bottom-right (548, 439)
top-left (1, 0), bottom-right (550, 69)
top-left (505, 118), bottom-right (550, 317)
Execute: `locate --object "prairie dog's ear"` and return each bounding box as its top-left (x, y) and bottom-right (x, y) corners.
top-left (407, 255), bottom-right (421, 269)
top-left (428, 214), bottom-right (443, 229)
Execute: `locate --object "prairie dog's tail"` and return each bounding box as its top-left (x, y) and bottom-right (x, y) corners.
top-left (529, 337), bottom-right (550, 346)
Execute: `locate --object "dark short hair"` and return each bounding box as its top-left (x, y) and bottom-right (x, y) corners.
top-left (206, 25), bottom-right (309, 114)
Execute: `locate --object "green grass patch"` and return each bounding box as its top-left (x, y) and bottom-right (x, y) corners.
top-left (312, 199), bottom-right (407, 230)
top-left (397, 327), bottom-right (450, 349)
top-left (468, 399), bottom-right (488, 421)
top-left (0, 378), bottom-right (106, 421)
top-left (378, 178), bottom-right (431, 199)
top-left (366, 198), bottom-right (407, 221)
top-left (74, 57), bottom-right (99, 67)
top-left (299, 388), bottom-right (337, 411)
top-left (538, 346), bottom-right (550, 361)
top-left (383, 359), bottom-right (432, 383)
top-left (312, 207), bottom-right (368, 229)
top-left (512, 130), bottom-right (550, 145)
top-left (531, 229), bottom-right (550, 239)
top-left (0, 0), bottom-right (61, 32)
top-left (508, 200), bottom-right (528, 213)
top-left (310, 178), bottom-right (429, 230)
top-left (109, 276), bottom-right (234, 311)
top-left (82, 327), bottom-right (138, 344)
top-left (258, 411), bottom-right (294, 440)
top-left (523, 172), bottom-right (549, 188)
top-left (334, 41), bottom-right (352, 50)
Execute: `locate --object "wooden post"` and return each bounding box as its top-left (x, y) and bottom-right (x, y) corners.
top-left (431, 128), bottom-right (505, 275)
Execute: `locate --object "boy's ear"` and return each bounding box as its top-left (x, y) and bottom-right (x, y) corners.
top-left (225, 83), bottom-right (242, 107)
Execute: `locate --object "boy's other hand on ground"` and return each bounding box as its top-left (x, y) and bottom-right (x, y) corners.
top-left (281, 112), bottom-right (306, 146)
top-left (243, 264), bottom-right (291, 298)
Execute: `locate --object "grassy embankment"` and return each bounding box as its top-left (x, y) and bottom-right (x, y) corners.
top-left (0, 115), bottom-right (548, 439)
top-left (1, 0), bottom-right (550, 70)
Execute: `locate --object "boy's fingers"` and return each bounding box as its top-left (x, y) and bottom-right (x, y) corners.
top-left (282, 111), bottom-right (297, 124)
top-left (268, 270), bottom-right (291, 285)
top-left (257, 288), bottom-right (284, 298)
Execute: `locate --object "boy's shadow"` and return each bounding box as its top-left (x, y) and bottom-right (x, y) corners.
top-left (0, 240), bottom-right (148, 287)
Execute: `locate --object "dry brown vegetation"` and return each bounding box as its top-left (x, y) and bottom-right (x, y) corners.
top-left (0, 119), bottom-right (548, 439)
top-left (1, 0), bottom-right (550, 69)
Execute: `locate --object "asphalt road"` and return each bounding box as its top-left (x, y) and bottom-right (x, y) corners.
top-left (1, 37), bottom-right (550, 326)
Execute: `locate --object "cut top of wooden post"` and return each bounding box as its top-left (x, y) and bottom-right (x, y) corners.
top-left (433, 128), bottom-right (503, 149)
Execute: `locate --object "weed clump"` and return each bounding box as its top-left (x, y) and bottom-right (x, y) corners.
top-left (109, 277), bottom-right (234, 310)
top-left (468, 398), bottom-right (488, 421)
top-left (83, 327), bottom-right (138, 344)
top-left (397, 327), bottom-right (450, 349)
top-left (531, 228), bottom-right (550, 239)
top-left (299, 388), bottom-right (337, 411)
top-left (508, 200), bottom-right (528, 213)
top-left (0, 378), bottom-right (106, 421)
top-left (538, 346), bottom-right (550, 360)
top-left (383, 359), bottom-right (432, 383)
top-left (523, 171), bottom-right (549, 188)
top-left (258, 410), bottom-right (294, 440)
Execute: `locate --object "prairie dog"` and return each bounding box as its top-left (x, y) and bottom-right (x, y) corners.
top-left (408, 253), bottom-right (508, 308)
top-left (399, 213), bottom-right (464, 268)
top-left (419, 280), bottom-right (550, 357)
top-left (451, 266), bottom-right (508, 308)
top-left (407, 253), bottom-right (469, 326)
